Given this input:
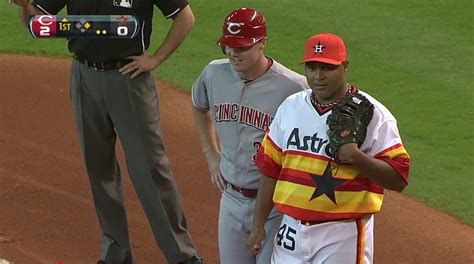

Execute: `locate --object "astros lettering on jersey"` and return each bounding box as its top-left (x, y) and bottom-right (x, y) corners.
top-left (255, 87), bottom-right (410, 222)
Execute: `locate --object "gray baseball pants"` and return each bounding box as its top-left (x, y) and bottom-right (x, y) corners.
top-left (69, 60), bottom-right (196, 263)
top-left (218, 184), bottom-right (282, 264)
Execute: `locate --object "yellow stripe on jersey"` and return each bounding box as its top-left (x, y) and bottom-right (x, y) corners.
top-left (261, 134), bottom-right (283, 166)
top-left (283, 153), bottom-right (327, 175)
top-left (273, 181), bottom-right (383, 213)
top-left (283, 153), bottom-right (364, 180)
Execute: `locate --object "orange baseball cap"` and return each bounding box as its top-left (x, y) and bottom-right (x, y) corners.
top-left (302, 32), bottom-right (347, 65)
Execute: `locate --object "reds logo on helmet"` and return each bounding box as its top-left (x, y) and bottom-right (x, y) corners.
top-left (226, 22), bottom-right (245, 35)
top-left (217, 8), bottom-right (267, 47)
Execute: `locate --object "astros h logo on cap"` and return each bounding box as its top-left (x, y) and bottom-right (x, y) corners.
top-left (302, 32), bottom-right (347, 65)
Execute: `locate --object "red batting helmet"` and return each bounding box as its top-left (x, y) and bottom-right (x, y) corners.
top-left (217, 8), bottom-right (267, 47)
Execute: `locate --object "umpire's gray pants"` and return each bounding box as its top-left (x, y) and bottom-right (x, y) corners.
top-left (219, 184), bottom-right (282, 264)
top-left (69, 60), bottom-right (196, 263)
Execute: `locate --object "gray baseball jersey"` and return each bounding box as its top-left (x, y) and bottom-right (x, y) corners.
top-left (192, 58), bottom-right (308, 189)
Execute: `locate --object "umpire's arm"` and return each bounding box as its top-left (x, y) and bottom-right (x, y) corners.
top-left (151, 5), bottom-right (195, 68)
top-left (10, 0), bottom-right (44, 26)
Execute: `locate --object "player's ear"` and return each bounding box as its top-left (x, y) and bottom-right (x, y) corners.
top-left (259, 38), bottom-right (267, 49)
top-left (342, 60), bottom-right (349, 71)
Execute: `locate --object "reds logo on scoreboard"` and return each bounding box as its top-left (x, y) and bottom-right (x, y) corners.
top-left (30, 15), bottom-right (57, 38)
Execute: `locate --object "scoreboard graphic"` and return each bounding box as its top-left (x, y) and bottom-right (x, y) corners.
top-left (29, 15), bottom-right (139, 39)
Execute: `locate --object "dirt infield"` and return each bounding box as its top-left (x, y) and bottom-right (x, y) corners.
top-left (0, 54), bottom-right (473, 264)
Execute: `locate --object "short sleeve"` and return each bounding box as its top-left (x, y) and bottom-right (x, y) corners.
top-left (191, 67), bottom-right (210, 111)
top-left (267, 109), bottom-right (283, 148)
top-left (367, 119), bottom-right (403, 157)
top-left (32, 0), bottom-right (66, 15)
top-left (154, 0), bottom-right (189, 19)
top-left (369, 120), bottom-right (411, 183)
top-left (255, 106), bottom-right (285, 179)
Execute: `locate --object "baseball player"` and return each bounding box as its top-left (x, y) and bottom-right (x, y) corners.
top-left (247, 32), bottom-right (411, 263)
top-left (11, 0), bottom-right (205, 263)
top-left (192, 8), bottom-right (308, 264)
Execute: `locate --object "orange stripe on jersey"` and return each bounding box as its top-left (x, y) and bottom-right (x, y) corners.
top-left (356, 218), bottom-right (365, 264)
top-left (375, 143), bottom-right (410, 159)
top-left (255, 134), bottom-right (283, 179)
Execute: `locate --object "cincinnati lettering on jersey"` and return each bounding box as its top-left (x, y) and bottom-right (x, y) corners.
top-left (213, 103), bottom-right (273, 131)
top-left (287, 128), bottom-right (328, 154)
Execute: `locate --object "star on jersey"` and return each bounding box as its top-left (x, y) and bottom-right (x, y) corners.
top-left (309, 162), bottom-right (343, 204)
top-left (313, 41), bottom-right (325, 54)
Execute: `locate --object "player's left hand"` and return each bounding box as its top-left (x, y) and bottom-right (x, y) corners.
top-left (119, 53), bottom-right (160, 79)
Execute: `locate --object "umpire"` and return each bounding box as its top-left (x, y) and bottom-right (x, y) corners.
top-left (11, 0), bottom-right (205, 263)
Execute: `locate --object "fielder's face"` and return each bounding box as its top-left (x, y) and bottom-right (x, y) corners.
top-left (305, 61), bottom-right (348, 104)
top-left (223, 40), bottom-right (266, 76)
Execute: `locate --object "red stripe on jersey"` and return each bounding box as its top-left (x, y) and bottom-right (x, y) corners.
top-left (279, 168), bottom-right (315, 185)
top-left (339, 179), bottom-right (384, 194)
top-left (275, 203), bottom-right (371, 222)
top-left (379, 156), bottom-right (410, 183)
top-left (375, 143), bottom-right (410, 183)
top-left (255, 146), bottom-right (282, 179)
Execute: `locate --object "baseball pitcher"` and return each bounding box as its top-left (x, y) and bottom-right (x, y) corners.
top-left (248, 32), bottom-right (411, 264)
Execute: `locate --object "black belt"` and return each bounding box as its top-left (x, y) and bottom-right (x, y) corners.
top-left (226, 181), bottom-right (258, 198)
top-left (299, 218), bottom-right (350, 226)
top-left (73, 55), bottom-right (132, 72)
top-left (300, 220), bottom-right (333, 226)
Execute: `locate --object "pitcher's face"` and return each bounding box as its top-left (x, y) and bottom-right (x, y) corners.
top-left (305, 61), bottom-right (348, 104)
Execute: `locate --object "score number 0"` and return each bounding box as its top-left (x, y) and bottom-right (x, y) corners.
top-left (117, 26), bottom-right (129, 37)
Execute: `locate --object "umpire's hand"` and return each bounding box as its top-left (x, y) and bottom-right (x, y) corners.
top-left (120, 53), bottom-right (160, 79)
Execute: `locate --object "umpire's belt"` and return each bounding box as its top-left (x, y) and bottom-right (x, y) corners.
top-left (226, 181), bottom-right (258, 198)
top-left (73, 55), bottom-right (132, 72)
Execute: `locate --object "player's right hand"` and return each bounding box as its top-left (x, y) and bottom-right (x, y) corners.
top-left (205, 151), bottom-right (226, 192)
top-left (9, 0), bottom-right (30, 7)
top-left (247, 225), bottom-right (266, 256)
